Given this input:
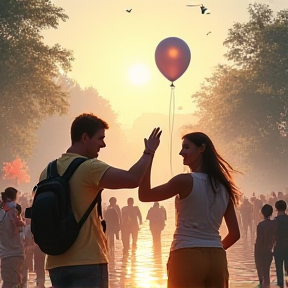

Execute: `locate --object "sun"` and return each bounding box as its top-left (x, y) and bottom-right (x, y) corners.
top-left (128, 63), bottom-right (151, 86)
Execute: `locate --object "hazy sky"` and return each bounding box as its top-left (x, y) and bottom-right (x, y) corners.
top-left (44, 0), bottom-right (287, 128)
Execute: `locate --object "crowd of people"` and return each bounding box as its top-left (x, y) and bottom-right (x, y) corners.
top-left (0, 112), bottom-right (286, 288)
top-left (237, 191), bottom-right (288, 239)
top-left (104, 196), bottom-right (167, 254)
top-left (235, 191), bottom-right (288, 288)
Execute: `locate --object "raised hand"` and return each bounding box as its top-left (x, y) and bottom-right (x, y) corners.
top-left (144, 127), bottom-right (162, 154)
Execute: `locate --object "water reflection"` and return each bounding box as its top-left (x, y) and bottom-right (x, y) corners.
top-left (10, 201), bottom-right (278, 287)
top-left (107, 200), bottom-right (277, 288)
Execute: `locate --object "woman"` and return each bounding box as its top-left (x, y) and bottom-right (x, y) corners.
top-left (139, 132), bottom-right (241, 288)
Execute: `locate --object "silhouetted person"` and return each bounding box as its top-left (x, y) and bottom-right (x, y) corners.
top-left (268, 191), bottom-right (277, 207)
top-left (104, 197), bottom-right (121, 252)
top-left (0, 187), bottom-right (25, 288)
top-left (254, 204), bottom-right (277, 288)
top-left (107, 197), bottom-right (121, 231)
top-left (146, 202), bottom-right (166, 243)
top-left (252, 195), bottom-right (263, 235)
top-left (121, 198), bottom-right (142, 251)
top-left (274, 200), bottom-right (288, 288)
top-left (239, 198), bottom-right (253, 238)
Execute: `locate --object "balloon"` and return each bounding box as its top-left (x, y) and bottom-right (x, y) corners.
top-left (155, 37), bottom-right (191, 83)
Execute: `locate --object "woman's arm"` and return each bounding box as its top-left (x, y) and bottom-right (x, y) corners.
top-left (138, 161), bottom-right (192, 202)
top-left (221, 198), bottom-right (240, 250)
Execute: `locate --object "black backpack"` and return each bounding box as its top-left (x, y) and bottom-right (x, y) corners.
top-left (25, 157), bottom-right (105, 256)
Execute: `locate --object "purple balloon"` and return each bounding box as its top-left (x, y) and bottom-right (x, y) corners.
top-left (155, 37), bottom-right (191, 83)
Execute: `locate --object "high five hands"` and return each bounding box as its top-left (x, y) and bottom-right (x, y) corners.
top-left (144, 128), bottom-right (162, 155)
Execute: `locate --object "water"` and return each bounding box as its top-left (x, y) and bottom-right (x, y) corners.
top-left (107, 200), bottom-right (265, 288)
top-left (1, 200), bottom-right (280, 287)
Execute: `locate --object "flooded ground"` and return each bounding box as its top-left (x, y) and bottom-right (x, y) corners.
top-left (1, 200), bottom-right (281, 287)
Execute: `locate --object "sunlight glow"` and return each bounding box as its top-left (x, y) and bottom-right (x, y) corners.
top-left (128, 64), bottom-right (151, 86)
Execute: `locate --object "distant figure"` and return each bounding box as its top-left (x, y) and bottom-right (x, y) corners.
top-left (254, 204), bottom-right (277, 288)
top-left (107, 197), bottom-right (121, 226)
top-left (121, 198), bottom-right (142, 251)
top-left (0, 187), bottom-right (25, 288)
top-left (160, 205), bottom-right (167, 222)
top-left (274, 200), bottom-right (288, 288)
top-left (146, 202), bottom-right (166, 243)
top-left (239, 198), bottom-right (253, 238)
top-left (18, 192), bottom-right (30, 215)
top-left (252, 195), bottom-right (263, 235)
top-left (278, 191), bottom-right (285, 201)
top-left (104, 197), bottom-right (121, 251)
top-left (268, 191), bottom-right (277, 208)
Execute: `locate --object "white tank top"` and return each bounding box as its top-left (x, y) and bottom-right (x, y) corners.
top-left (171, 173), bottom-right (229, 251)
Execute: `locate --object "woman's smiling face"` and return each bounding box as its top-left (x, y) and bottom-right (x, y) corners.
top-left (179, 138), bottom-right (204, 170)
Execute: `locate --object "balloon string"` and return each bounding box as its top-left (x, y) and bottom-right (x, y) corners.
top-left (169, 84), bottom-right (175, 177)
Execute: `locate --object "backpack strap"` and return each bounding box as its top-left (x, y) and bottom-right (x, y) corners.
top-left (61, 157), bottom-right (105, 231)
top-left (78, 189), bottom-right (104, 229)
top-left (62, 158), bottom-right (88, 180)
top-left (47, 160), bottom-right (59, 178)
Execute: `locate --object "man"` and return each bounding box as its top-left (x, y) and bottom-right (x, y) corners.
top-left (239, 197), bottom-right (253, 238)
top-left (107, 197), bottom-right (121, 226)
top-left (273, 200), bottom-right (288, 288)
top-left (104, 197), bottom-right (121, 252)
top-left (146, 202), bottom-right (166, 243)
top-left (40, 113), bottom-right (161, 288)
top-left (0, 187), bottom-right (25, 288)
top-left (121, 197), bottom-right (143, 251)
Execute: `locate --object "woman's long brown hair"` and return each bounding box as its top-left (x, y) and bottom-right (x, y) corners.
top-left (183, 132), bottom-right (242, 206)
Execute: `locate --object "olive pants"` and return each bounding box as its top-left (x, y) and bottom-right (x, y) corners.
top-left (167, 247), bottom-right (229, 288)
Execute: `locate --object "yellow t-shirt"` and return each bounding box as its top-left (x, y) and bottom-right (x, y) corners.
top-left (39, 153), bottom-right (110, 269)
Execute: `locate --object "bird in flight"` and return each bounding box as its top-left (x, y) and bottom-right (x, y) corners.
top-left (186, 4), bottom-right (210, 14)
top-left (126, 9), bottom-right (132, 13)
top-left (206, 31), bottom-right (211, 35)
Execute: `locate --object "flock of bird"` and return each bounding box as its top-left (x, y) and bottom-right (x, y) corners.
top-left (125, 4), bottom-right (211, 35)
top-left (126, 3), bottom-right (210, 14)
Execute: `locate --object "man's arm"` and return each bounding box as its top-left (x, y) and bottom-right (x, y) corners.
top-left (136, 206), bottom-right (142, 225)
top-left (99, 128), bottom-right (161, 189)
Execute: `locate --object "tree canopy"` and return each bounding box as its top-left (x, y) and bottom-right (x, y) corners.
top-left (26, 78), bottom-right (128, 187)
top-left (186, 3), bottom-right (288, 191)
top-left (0, 0), bottom-right (73, 162)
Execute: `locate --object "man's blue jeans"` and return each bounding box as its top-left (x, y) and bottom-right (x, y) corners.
top-left (49, 263), bottom-right (108, 288)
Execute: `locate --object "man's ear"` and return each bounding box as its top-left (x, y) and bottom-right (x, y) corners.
top-left (81, 133), bottom-right (89, 143)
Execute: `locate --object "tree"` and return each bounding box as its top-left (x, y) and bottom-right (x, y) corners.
top-left (0, 0), bottom-right (73, 163)
top-left (2, 157), bottom-right (30, 186)
top-left (187, 3), bottom-right (288, 191)
top-left (26, 77), bottom-right (129, 187)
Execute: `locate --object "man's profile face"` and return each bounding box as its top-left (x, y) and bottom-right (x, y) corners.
top-left (84, 129), bottom-right (106, 159)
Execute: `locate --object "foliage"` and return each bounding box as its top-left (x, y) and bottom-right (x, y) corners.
top-left (3, 157), bottom-right (30, 184)
top-left (187, 3), bottom-right (288, 190)
top-left (0, 0), bottom-right (73, 162)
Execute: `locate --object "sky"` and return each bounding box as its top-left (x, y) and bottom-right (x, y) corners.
top-left (44, 0), bottom-right (287, 129)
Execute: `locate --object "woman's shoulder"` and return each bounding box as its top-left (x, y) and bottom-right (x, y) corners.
top-left (173, 173), bottom-right (193, 186)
